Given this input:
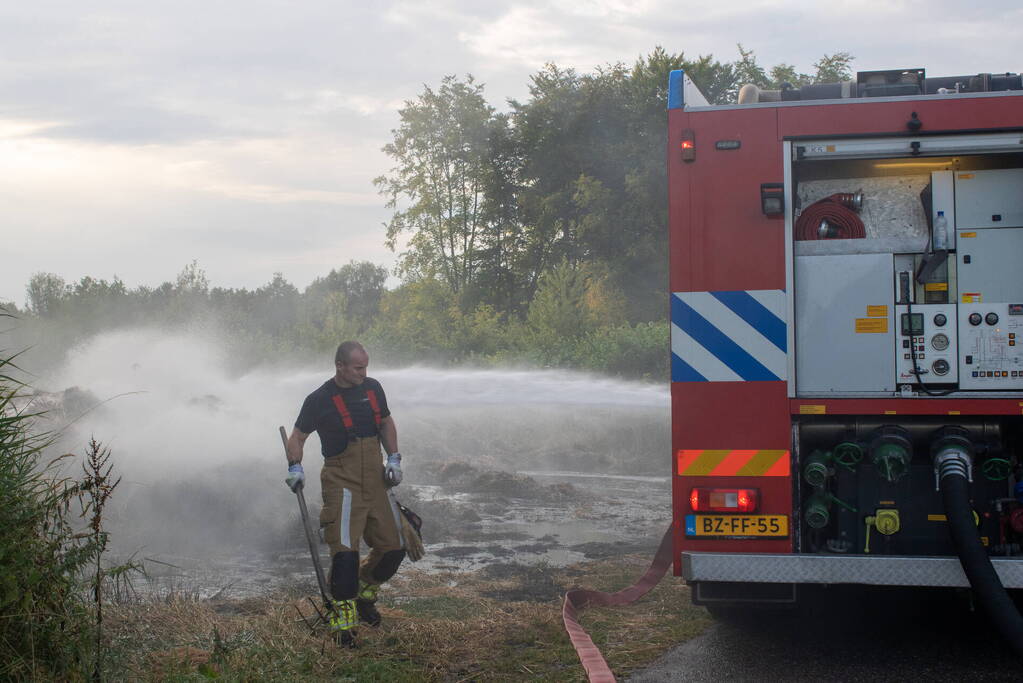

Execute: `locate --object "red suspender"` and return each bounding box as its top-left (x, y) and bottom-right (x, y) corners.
top-left (331, 394), bottom-right (356, 432)
top-left (331, 388), bottom-right (382, 436)
top-left (365, 389), bottom-right (382, 428)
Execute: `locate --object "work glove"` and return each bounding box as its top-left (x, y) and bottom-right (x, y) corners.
top-left (384, 453), bottom-right (402, 486)
top-left (285, 463), bottom-right (305, 492)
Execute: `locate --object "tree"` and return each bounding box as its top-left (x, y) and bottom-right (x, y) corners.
top-left (304, 260), bottom-right (387, 329)
top-left (374, 278), bottom-right (459, 360)
top-left (813, 52), bottom-right (855, 83)
top-left (26, 273), bottom-right (66, 317)
top-left (768, 63), bottom-right (811, 89)
top-left (731, 44), bottom-right (770, 99)
top-left (510, 49), bottom-right (688, 321)
top-left (704, 47), bottom-right (856, 102)
top-left (527, 260), bottom-right (623, 341)
top-left (175, 260), bottom-right (209, 294)
top-left (252, 273), bottom-right (300, 338)
top-left (376, 75), bottom-right (511, 296)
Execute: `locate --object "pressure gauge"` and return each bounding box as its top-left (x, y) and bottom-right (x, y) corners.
top-left (931, 333), bottom-right (950, 351)
top-left (932, 359), bottom-right (950, 376)
top-left (969, 313), bottom-right (983, 326)
top-left (933, 313), bottom-right (947, 327)
top-left (986, 312), bottom-right (1000, 326)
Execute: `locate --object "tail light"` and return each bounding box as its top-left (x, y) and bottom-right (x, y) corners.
top-left (689, 487), bottom-right (758, 513)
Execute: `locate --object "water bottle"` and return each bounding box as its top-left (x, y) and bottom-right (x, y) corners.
top-left (933, 210), bottom-right (948, 250)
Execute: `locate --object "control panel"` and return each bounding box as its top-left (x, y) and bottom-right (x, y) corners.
top-left (895, 304), bottom-right (958, 385)
top-left (958, 302), bottom-right (1023, 390)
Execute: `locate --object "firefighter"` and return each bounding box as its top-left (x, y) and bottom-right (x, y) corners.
top-left (285, 341), bottom-right (405, 646)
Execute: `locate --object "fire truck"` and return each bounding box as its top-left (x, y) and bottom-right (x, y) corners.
top-left (668, 67), bottom-right (1023, 638)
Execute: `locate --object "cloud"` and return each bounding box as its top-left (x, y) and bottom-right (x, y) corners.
top-left (32, 108), bottom-right (250, 145)
top-left (286, 89), bottom-right (407, 117)
top-left (550, 0), bottom-right (656, 18)
top-left (459, 7), bottom-right (569, 68)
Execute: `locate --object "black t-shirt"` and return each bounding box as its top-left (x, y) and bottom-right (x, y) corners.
top-left (295, 377), bottom-right (391, 457)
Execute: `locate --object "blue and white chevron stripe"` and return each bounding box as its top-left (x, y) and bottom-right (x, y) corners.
top-left (671, 290), bottom-right (787, 382)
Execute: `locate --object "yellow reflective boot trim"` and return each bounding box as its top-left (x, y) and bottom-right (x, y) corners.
top-left (358, 580), bottom-right (380, 602)
top-left (330, 599), bottom-right (357, 631)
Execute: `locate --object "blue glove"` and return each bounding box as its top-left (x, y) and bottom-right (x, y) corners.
top-left (286, 463), bottom-right (305, 492)
top-left (384, 453), bottom-right (402, 486)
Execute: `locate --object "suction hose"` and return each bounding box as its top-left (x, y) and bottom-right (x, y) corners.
top-left (934, 428), bottom-right (1023, 656)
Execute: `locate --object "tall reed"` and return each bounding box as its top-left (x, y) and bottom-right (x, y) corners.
top-left (1, 316), bottom-right (131, 679)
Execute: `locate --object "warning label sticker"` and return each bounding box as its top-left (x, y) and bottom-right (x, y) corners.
top-left (855, 318), bottom-right (888, 333)
top-left (962, 292), bottom-right (983, 303)
top-left (866, 305), bottom-right (888, 317)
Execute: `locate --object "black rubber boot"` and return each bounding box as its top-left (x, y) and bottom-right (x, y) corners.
top-left (356, 599), bottom-right (381, 627)
top-left (334, 628), bottom-right (358, 648)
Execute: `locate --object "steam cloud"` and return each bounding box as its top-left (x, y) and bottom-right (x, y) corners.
top-left (42, 328), bottom-right (669, 567)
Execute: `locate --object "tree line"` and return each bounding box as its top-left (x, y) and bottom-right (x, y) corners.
top-left (5, 46), bottom-right (852, 379)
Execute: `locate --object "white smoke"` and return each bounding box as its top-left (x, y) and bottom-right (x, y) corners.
top-left (42, 328), bottom-right (669, 560)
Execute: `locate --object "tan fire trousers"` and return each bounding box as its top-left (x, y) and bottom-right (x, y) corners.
top-left (319, 436), bottom-right (405, 583)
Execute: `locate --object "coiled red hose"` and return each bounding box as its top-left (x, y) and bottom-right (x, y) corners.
top-left (795, 193), bottom-right (866, 240)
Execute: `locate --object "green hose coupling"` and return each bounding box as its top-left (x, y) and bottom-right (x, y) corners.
top-left (832, 441), bottom-right (864, 469)
top-left (803, 450), bottom-right (832, 488)
top-left (804, 490), bottom-right (857, 530)
top-left (805, 491), bottom-right (831, 529)
top-left (868, 426), bottom-right (912, 483)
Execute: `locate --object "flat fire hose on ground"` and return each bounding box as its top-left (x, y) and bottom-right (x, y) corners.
top-left (562, 524), bottom-right (674, 683)
top-left (279, 425), bottom-right (337, 628)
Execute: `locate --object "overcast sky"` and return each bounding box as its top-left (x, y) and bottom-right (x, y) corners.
top-left (1, 0), bottom-right (1019, 307)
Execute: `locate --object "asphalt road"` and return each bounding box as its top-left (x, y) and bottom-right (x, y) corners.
top-left (629, 586), bottom-right (1019, 681)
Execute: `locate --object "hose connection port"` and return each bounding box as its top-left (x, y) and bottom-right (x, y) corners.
top-left (931, 425), bottom-right (975, 488)
top-left (868, 425), bottom-right (912, 483)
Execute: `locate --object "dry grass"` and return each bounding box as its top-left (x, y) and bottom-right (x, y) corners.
top-left (104, 555), bottom-right (712, 681)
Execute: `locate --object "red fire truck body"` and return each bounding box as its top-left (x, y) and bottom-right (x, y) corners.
top-left (667, 68), bottom-right (1023, 605)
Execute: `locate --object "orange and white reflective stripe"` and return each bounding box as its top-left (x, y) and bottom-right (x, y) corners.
top-left (677, 449), bottom-right (790, 477)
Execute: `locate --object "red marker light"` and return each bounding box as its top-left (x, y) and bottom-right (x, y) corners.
top-left (681, 129), bottom-right (695, 162)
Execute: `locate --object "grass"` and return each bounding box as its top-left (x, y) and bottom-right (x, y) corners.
top-left (104, 556), bottom-right (713, 681)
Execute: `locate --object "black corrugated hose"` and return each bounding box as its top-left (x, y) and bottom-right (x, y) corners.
top-left (941, 473), bottom-right (1023, 657)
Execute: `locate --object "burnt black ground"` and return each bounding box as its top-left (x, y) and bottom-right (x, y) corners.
top-left (630, 585), bottom-right (1019, 681)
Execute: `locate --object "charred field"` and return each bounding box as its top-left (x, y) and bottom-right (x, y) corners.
top-left (102, 463), bottom-right (710, 681)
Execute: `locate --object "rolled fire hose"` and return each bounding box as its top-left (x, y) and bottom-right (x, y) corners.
top-left (795, 193), bottom-right (866, 240)
top-left (936, 440), bottom-right (1023, 657)
top-left (563, 525), bottom-right (674, 682)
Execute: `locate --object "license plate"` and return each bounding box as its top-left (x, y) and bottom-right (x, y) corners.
top-left (685, 514), bottom-right (789, 538)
